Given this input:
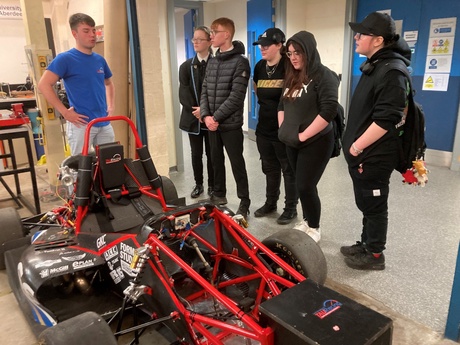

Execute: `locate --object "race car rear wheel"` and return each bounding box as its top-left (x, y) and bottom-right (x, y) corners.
top-left (0, 207), bottom-right (23, 270)
top-left (262, 229), bottom-right (327, 285)
top-left (38, 311), bottom-right (117, 345)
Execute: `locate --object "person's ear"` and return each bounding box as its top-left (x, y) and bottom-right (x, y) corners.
top-left (373, 36), bottom-right (384, 48)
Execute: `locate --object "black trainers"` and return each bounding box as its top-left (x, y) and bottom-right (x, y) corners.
top-left (236, 204), bottom-right (250, 220)
top-left (191, 185), bottom-right (204, 198)
top-left (207, 187), bottom-right (214, 196)
top-left (211, 195), bottom-right (227, 205)
top-left (344, 251), bottom-right (385, 270)
top-left (340, 241), bottom-right (366, 258)
top-left (254, 203), bottom-right (276, 217)
top-left (276, 209), bottom-right (297, 225)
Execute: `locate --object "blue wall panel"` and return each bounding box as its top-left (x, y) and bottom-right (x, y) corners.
top-left (352, 0), bottom-right (460, 152)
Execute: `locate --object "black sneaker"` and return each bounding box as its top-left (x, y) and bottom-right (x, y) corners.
top-left (344, 251), bottom-right (385, 270)
top-left (236, 204), bottom-right (250, 220)
top-left (340, 241), bottom-right (366, 258)
top-left (211, 195), bottom-right (227, 205)
top-left (254, 203), bottom-right (276, 217)
top-left (207, 187), bottom-right (214, 196)
top-left (191, 185), bottom-right (204, 198)
top-left (276, 209), bottom-right (297, 225)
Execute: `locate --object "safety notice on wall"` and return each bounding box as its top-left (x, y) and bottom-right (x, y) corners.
top-left (423, 17), bottom-right (457, 91)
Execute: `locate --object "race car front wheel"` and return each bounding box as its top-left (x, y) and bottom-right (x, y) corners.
top-left (0, 207), bottom-right (23, 270)
top-left (38, 312), bottom-right (117, 345)
top-left (262, 229), bottom-right (327, 285)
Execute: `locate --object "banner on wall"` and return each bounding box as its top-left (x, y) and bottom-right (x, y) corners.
top-left (0, 2), bottom-right (22, 20)
top-left (423, 17), bottom-right (457, 91)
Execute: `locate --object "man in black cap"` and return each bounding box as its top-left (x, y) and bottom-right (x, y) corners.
top-left (252, 28), bottom-right (298, 225)
top-left (340, 12), bottom-right (412, 270)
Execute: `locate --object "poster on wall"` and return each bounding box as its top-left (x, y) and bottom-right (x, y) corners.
top-left (423, 17), bottom-right (457, 91)
top-left (404, 30), bottom-right (418, 54)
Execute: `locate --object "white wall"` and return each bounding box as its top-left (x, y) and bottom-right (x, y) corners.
top-left (303, 0), bottom-right (346, 75)
top-left (0, 0), bottom-right (105, 85)
top-left (286, 0), bottom-right (347, 102)
top-left (67, 0), bottom-right (103, 28)
top-left (0, 0), bottom-right (29, 84)
top-left (175, 8), bottom-right (186, 67)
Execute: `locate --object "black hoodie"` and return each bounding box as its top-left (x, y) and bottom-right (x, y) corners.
top-left (278, 31), bottom-right (339, 149)
top-left (343, 36), bottom-right (412, 168)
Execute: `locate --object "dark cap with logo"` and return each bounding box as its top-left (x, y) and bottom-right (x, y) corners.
top-left (253, 28), bottom-right (286, 46)
top-left (349, 12), bottom-right (396, 40)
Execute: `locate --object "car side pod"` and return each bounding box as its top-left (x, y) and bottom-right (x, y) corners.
top-left (38, 311), bottom-right (117, 345)
top-left (259, 279), bottom-right (393, 345)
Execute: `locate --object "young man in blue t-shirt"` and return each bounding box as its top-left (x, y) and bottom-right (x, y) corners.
top-left (38, 13), bottom-right (115, 155)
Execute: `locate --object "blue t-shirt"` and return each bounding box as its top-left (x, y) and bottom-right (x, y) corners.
top-left (47, 48), bottom-right (112, 127)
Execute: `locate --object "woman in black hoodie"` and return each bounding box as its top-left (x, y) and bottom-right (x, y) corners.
top-left (278, 31), bottom-right (339, 243)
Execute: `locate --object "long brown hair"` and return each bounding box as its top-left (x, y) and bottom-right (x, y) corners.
top-left (283, 41), bottom-right (309, 100)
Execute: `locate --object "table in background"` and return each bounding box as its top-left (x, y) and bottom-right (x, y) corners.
top-left (0, 126), bottom-right (41, 214)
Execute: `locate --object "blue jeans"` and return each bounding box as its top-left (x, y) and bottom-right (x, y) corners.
top-left (67, 122), bottom-right (115, 155)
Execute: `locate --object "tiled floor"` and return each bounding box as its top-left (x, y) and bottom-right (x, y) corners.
top-left (0, 132), bottom-right (459, 344)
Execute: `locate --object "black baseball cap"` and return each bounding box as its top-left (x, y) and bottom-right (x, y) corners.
top-left (253, 28), bottom-right (286, 46)
top-left (349, 12), bottom-right (396, 40)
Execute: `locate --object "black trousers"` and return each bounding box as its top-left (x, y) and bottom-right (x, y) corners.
top-left (348, 157), bottom-right (397, 254)
top-left (256, 136), bottom-right (298, 210)
top-left (208, 128), bottom-right (250, 206)
top-left (188, 130), bottom-right (214, 188)
top-left (286, 130), bottom-right (333, 228)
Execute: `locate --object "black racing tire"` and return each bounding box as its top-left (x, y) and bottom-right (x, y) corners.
top-left (38, 312), bottom-right (117, 345)
top-left (262, 229), bottom-right (327, 285)
top-left (0, 207), bottom-right (23, 270)
top-left (160, 175), bottom-right (179, 204)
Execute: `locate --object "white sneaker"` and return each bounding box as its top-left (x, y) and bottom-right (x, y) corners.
top-left (293, 220), bottom-right (309, 233)
top-left (306, 227), bottom-right (321, 243)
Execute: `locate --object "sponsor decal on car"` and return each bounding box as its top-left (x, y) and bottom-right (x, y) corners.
top-left (96, 234), bottom-right (107, 249)
top-left (35, 259), bottom-right (62, 268)
top-left (72, 259), bottom-right (96, 270)
top-left (49, 265), bottom-right (69, 275)
top-left (314, 299), bottom-right (342, 319)
top-left (119, 243), bottom-right (138, 277)
top-left (39, 269), bottom-right (49, 279)
top-left (109, 266), bottom-right (125, 284)
top-left (105, 153), bottom-right (122, 164)
top-left (104, 246), bottom-right (118, 261)
top-left (62, 253), bottom-right (87, 262)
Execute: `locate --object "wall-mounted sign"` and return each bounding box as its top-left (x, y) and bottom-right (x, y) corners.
top-left (423, 17), bottom-right (457, 92)
top-left (96, 25), bottom-right (104, 43)
top-left (0, 2), bottom-right (22, 20)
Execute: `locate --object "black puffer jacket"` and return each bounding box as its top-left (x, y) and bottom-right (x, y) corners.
top-left (200, 41), bottom-right (250, 132)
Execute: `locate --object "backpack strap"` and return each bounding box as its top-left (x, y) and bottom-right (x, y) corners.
top-left (375, 60), bottom-right (413, 95)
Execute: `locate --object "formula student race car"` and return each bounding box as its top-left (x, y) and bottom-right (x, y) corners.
top-left (0, 117), bottom-right (331, 344)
